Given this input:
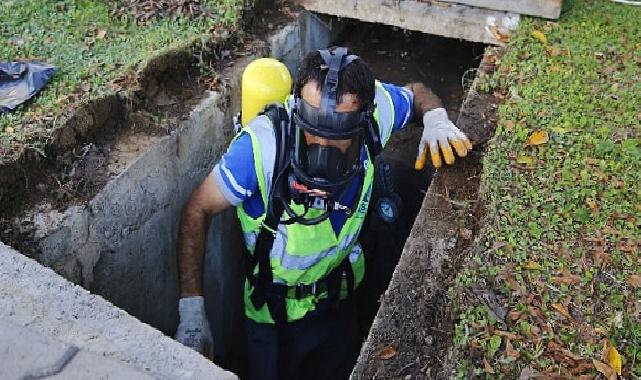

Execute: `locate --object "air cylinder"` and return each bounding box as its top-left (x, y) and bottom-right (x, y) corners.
top-left (241, 58), bottom-right (292, 127)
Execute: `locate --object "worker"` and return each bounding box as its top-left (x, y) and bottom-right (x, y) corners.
top-left (174, 47), bottom-right (472, 380)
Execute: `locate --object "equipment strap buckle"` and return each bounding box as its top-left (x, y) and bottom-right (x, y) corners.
top-left (260, 221), bottom-right (278, 236)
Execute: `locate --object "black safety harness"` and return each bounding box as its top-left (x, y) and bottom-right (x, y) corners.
top-left (245, 49), bottom-right (384, 324)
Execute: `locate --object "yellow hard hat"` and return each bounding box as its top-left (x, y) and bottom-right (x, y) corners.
top-left (241, 58), bottom-right (293, 127)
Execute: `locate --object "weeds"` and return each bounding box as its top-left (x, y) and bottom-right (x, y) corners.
top-left (0, 0), bottom-right (244, 163)
top-left (450, 0), bottom-right (641, 377)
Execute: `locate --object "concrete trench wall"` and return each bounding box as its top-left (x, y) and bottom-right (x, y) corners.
top-left (350, 47), bottom-right (499, 379)
top-left (1, 22), bottom-right (301, 376)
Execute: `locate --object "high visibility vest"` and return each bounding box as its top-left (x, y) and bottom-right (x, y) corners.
top-left (237, 82), bottom-right (396, 323)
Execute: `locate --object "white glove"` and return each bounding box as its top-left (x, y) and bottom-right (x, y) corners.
top-left (415, 108), bottom-right (472, 170)
top-left (175, 296), bottom-right (214, 359)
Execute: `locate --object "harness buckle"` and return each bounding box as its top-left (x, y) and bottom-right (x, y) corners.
top-left (260, 221), bottom-right (277, 237)
top-left (294, 281), bottom-right (318, 298)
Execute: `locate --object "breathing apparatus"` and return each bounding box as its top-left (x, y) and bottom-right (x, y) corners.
top-left (275, 47), bottom-right (382, 226)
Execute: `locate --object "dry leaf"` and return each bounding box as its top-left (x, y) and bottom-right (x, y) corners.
top-left (627, 274), bottom-right (641, 288)
top-left (532, 30), bottom-right (548, 44)
top-left (495, 330), bottom-right (521, 340)
top-left (608, 344), bottom-right (622, 375)
top-left (593, 359), bottom-right (617, 380)
top-left (460, 228), bottom-right (473, 240)
top-left (503, 120), bottom-right (516, 131)
top-left (595, 327), bottom-right (607, 335)
top-left (507, 310), bottom-right (522, 320)
top-left (524, 261), bottom-right (542, 270)
top-left (527, 130), bottom-right (549, 146)
top-left (379, 346), bottom-right (397, 360)
top-left (483, 357), bottom-right (494, 374)
top-left (97, 29), bottom-right (107, 39)
top-left (551, 270), bottom-right (581, 286)
top-left (489, 25), bottom-right (510, 43)
top-left (506, 339), bottom-right (520, 359)
top-left (517, 155), bottom-right (534, 165)
top-left (551, 303), bottom-right (573, 321)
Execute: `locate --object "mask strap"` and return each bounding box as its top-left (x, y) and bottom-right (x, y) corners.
top-left (319, 48), bottom-right (345, 117)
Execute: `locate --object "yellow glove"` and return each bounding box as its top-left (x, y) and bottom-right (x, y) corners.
top-left (415, 108), bottom-right (472, 170)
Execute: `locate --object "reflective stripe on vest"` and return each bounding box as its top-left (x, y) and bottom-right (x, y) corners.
top-left (237, 85), bottom-right (394, 323)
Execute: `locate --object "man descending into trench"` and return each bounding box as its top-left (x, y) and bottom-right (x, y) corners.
top-left (175, 47), bottom-right (472, 379)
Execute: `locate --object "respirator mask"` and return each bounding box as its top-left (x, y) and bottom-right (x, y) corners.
top-left (277, 47), bottom-right (376, 225)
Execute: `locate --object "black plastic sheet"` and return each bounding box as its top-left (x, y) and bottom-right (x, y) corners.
top-left (0, 61), bottom-right (56, 112)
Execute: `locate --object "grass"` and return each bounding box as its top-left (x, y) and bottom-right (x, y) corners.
top-left (0, 0), bottom-right (243, 163)
top-left (450, 0), bottom-right (641, 378)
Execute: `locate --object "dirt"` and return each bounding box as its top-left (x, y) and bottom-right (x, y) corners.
top-left (351, 47), bottom-right (502, 380)
top-left (111, 0), bottom-right (216, 23)
top-left (0, 19), bottom-right (262, 257)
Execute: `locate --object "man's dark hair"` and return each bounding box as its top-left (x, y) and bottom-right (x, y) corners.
top-left (294, 47), bottom-right (375, 110)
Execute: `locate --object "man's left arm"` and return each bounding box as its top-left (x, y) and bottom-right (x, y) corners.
top-left (404, 82), bottom-right (472, 170)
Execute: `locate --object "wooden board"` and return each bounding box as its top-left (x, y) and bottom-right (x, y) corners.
top-left (300, 0), bottom-right (521, 45)
top-left (432, 0), bottom-right (561, 19)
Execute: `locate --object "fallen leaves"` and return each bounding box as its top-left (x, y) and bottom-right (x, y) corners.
top-left (517, 155), bottom-right (534, 165)
top-left (527, 130), bottom-right (549, 146)
top-left (551, 269), bottom-right (581, 286)
top-left (607, 344), bottom-right (622, 376)
top-left (627, 274), bottom-right (641, 288)
top-left (488, 25), bottom-right (511, 43)
top-left (551, 303), bottom-right (573, 321)
top-left (532, 30), bottom-right (548, 44)
top-left (483, 357), bottom-right (494, 373)
top-left (379, 346), bottom-right (397, 360)
top-left (506, 339), bottom-right (520, 359)
top-left (524, 261), bottom-right (542, 270)
top-left (593, 359), bottom-right (617, 380)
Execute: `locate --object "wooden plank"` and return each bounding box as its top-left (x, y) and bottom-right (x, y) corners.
top-left (300, 0), bottom-right (520, 45)
top-left (431, 0), bottom-right (561, 19)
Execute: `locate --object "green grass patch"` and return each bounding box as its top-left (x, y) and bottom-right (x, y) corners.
top-left (450, 0), bottom-right (640, 378)
top-left (0, 0), bottom-right (243, 162)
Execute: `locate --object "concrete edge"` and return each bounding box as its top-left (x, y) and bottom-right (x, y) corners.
top-left (0, 242), bottom-right (237, 380)
top-left (350, 46), bottom-right (499, 379)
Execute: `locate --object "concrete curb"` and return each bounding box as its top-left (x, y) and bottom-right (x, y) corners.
top-left (0, 242), bottom-right (237, 379)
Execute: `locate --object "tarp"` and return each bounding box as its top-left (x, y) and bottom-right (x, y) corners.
top-left (0, 61), bottom-right (56, 112)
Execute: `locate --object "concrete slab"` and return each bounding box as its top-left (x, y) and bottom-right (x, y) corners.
top-left (0, 319), bottom-right (154, 380)
top-left (0, 319), bottom-right (78, 380)
top-left (435, 0), bottom-right (561, 19)
top-left (48, 350), bottom-right (155, 380)
top-left (0, 242), bottom-right (237, 380)
top-left (300, 0), bottom-right (520, 45)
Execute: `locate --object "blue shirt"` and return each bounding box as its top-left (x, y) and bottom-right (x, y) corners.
top-left (213, 82), bottom-right (414, 235)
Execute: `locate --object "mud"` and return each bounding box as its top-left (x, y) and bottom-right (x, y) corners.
top-left (351, 47), bottom-right (502, 380)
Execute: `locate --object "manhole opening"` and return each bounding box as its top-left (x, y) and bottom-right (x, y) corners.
top-left (220, 15), bottom-right (486, 378)
top-left (0, 9), bottom-right (487, 378)
top-left (331, 18), bottom-right (486, 342)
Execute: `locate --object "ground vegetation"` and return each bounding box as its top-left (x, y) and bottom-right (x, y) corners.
top-left (450, 0), bottom-right (641, 378)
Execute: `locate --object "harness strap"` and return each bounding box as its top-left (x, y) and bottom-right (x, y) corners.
top-left (245, 104), bottom-right (358, 324)
top-left (248, 105), bottom-right (288, 323)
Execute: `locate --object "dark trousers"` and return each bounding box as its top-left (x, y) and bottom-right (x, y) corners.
top-left (245, 301), bottom-right (361, 380)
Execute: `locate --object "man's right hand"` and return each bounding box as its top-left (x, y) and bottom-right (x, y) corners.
top-left (175, 296), bottom-right (214, 359)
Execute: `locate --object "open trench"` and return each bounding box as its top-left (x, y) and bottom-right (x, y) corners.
top-left (0, 6), bottom-right (495, 379)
